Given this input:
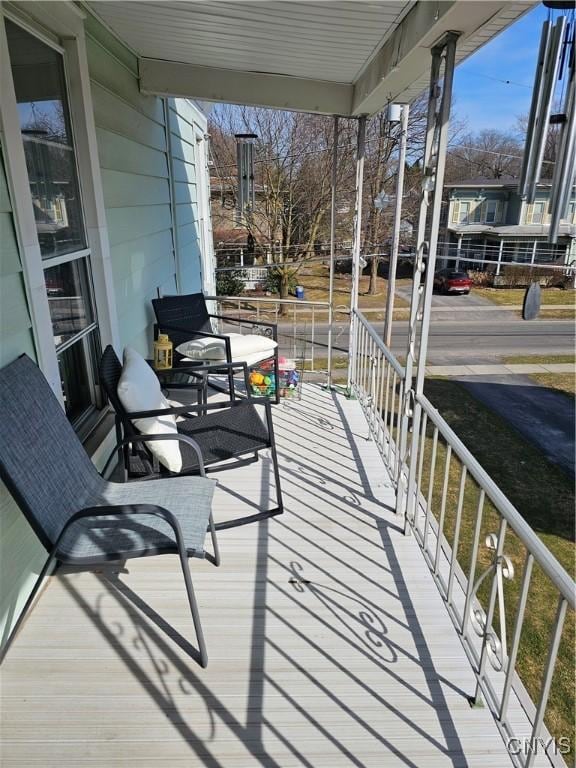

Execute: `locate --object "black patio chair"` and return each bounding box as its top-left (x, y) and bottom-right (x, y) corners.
top-left (99, 345), bottom-right (284, 529)
top-left (0, 354), bottom-right (220, 667)
top-left (152, 292), bottom-right (280, 404)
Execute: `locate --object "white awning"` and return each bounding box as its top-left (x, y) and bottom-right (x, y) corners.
top-left (87, 0), bottom-right (535, 115)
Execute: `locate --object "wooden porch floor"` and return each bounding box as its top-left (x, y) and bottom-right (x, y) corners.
top-left (0, 385), bottom-right (513, 767)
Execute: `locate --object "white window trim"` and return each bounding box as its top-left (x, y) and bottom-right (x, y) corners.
top-left (0, 2), bottom-right (119, 399)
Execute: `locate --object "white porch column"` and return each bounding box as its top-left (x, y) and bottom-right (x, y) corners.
top-left (327, 115), bottom-right (339, 388)
top-left (531, 239), bottom-right (538, 265)
top-left (384, 103), bottom-right (409, 347)
top-left (455, 234), bottom-right (463, 269)
top-left (347, 115), bottom-right (367, 392)
top-left (496, 239), bottom-right (504, 275)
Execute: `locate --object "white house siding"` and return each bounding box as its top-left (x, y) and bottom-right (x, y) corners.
top-left (0, 142), bottom-right (47, 650)
top-left (85, 16), bottom-right (176, 356)
top-left (167, 98), bottom-right (205, 296)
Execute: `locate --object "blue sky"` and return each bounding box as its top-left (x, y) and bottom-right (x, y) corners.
top-left (452, 3), bottom-right (549, 134)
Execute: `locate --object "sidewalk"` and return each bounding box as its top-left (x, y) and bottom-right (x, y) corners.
top-left (425, 363), bottom-right (574, 376)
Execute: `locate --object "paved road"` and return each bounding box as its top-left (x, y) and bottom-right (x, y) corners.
top-left (458, 374), bottom-right (575, 477)
top-left (272, 318), bottom-right (576, 365)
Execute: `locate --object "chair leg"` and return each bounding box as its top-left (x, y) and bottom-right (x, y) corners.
top-left (208, 513), bottom-right (221, 566)
top-left (270, 441), bottom-right (284, 513)
top-left (176, 546), bottom-right (208, 668)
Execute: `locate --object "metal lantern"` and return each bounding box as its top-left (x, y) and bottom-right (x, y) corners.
top-left (235, 133), bottom-right (257, 221)
top-left (153, 333), bottom-right (173, 370)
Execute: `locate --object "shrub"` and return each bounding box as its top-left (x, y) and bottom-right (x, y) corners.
top-left (216, 270), bottom-right (245, 296)
top-left (265, 268), bottom-right (298, 296)
top-left (468, 270), bottom-right (494, 287)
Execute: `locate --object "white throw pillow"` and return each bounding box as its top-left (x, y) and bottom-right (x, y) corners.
top-left (117, 347), bottom-right (183, 473)
top-left (176, 333), bottom-right (277, 364)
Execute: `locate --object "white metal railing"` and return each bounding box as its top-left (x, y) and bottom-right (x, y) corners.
top-left (206, 294), bottom-right (334, 373)
top-left (349, 309), bottom-right (405, 480)
top-left (348, 310), bottom-right (575, 768)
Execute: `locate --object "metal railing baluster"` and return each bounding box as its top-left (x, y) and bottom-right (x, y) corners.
top-left (434, 444), bottom-right (452, 579)
top-left (423, 427), bottom-right (439, 554)
top-left (524, 596), bottom-right (568, 768)
top-left (462, 489), bottom-right (485, 638)
top-left (447, 464), bottom-right (467, 610)
top-left (473, 517), bottom-right (508, 705)
top-left (499, 552), bottom-right (534, 723)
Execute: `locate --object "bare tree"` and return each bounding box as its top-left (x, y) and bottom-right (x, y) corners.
top-left (209, 106), bottom-right (356, 304)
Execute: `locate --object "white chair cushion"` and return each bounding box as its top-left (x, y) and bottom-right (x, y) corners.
top-left (117, 347), bottom-right (182, 473)
top-left (176, 333), bottom-right (277, 366)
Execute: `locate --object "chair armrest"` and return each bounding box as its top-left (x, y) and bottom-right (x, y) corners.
top-left (54, 504), bottom-right (191, 556)
top-left (102, 432), bottom-right (206, 477)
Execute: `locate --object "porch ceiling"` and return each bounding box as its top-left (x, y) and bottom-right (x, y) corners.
top-left (87, 0), bottom-right (535, 116)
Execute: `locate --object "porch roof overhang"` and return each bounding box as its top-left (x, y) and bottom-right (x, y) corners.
top-left (87, 0), bottom-right (535, 116)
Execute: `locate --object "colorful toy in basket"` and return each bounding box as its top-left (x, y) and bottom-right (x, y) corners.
top-left (249, 369), bottom-right (276, 397)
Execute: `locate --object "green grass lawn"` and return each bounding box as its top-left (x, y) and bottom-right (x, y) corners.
top-left (504, 354), bottom-right (576, 365)
top-left (503, 355), bottom-right (575, 398)
top-left (475, 287), bottom-right (576, 319)
top-left (421, 379), bottom-right (574, 753)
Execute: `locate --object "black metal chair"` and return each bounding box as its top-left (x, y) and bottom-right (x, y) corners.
top-left (99, 346), bottom-right (284, 529)
top-left (152, 292), bottom-right (280, 404)
top-left (0, 354), bottom-right (220, 667)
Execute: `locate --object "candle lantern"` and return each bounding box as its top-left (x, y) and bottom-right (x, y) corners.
top-left (153, 333), bottom-right (173, 370)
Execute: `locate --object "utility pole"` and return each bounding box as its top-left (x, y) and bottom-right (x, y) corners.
top-left (383, 104), bottom-right (409, 347)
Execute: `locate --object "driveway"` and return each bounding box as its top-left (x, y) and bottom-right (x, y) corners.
top-left (457, 374), bottom-right (575, 477)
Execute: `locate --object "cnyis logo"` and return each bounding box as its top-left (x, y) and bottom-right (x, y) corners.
top-left (507, 736), bottom-right (571, 757)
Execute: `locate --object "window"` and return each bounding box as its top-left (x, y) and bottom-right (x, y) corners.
top-left (471, 202), bottom-right (482, 223)
top-left (485, 200), bottom-right (499, 224)
top-left (6, 20), bottom-right (102, 432)
top-left (529, 202), bottom-right (545, 224)
top-left (458, 201), bottom-right (470, 223)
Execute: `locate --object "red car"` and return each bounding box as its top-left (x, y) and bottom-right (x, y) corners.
top-left (433, 269), bottom-right (472, 295)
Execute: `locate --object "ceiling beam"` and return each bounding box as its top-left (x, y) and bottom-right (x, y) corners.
top-left (139, 58), bottom-right (353, 116)
top-left (352, 1), bottom-right (532, 115)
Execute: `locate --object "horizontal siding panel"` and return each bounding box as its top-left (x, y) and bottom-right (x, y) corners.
top-left (168, 98), bottom-right (204, 127)
top-left (91, 84), bottom-right (166, 153)
top-left (110, 229), bottom-right (174, 281)
top-left (0, 214), bottom-right (21, 276)
top-left (95, 128), bottom-right (168, 179)
top-left (175, 201), bottom-right (198, 227)
top-left (0, 273), bottom-right (32, 331)
top-left (177, 222), bottom-right (201, 250)
top-left (179, 262), bottom-right (202, 294)
top-left (101, 169), bottom-right (170, 209)
top-left (105, 205), bottom-right (172, 247)
top-left (85, 15), bottom-right (138, 76)
top-left (174, 181), bottom-right (197, 206)
top-left (0, 159), bottom-right (13, 213)
top-left (169, 135), bottom-right (196, 164)
top-left (114, 254), bottom-right (175, 305)
top-left (86, 37), bottom-right (164, 125)
top-left (171, 157), bottom-right (197, 185)
top-left (117, 275), bottom-right (177, 350)
top-left (168, 109), bottom-right (197, 145)
top-left (0, 328), bottom-right (35, 369)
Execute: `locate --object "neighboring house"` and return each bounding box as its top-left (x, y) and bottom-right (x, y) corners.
top-left (0, 6), bottom-right (214, 647)
top-left (442, 178), bottom-right (576, 272)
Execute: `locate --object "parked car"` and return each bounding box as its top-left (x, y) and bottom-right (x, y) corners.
top-left (433, 269), bottom-right (472, 295)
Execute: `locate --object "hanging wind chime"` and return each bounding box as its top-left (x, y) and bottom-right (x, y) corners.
top-left (519, 3), bottom-right (575, 318)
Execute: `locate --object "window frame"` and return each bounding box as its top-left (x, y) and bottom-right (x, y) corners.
top-left (0, 4), bottom-right (119, 432)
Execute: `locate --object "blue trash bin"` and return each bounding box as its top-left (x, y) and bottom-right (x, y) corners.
top-left (295, 285), bottom-right (304, 300)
